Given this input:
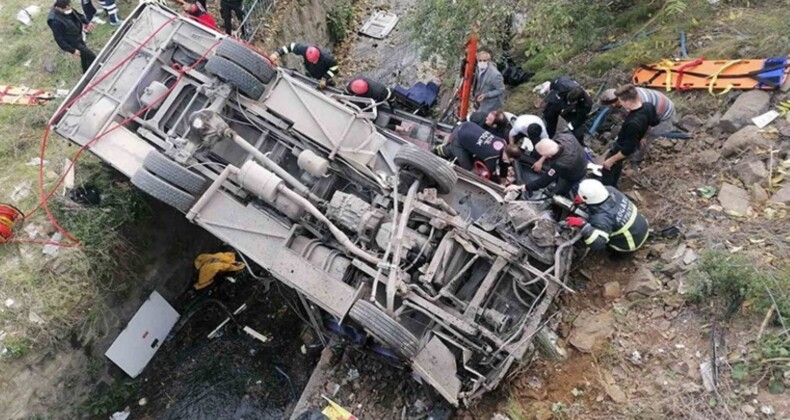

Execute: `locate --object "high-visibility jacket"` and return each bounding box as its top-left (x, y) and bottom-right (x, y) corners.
top-left (581, 187), bottom-right (649, 252)
top-left (277, 42), bottom-right (339, 81)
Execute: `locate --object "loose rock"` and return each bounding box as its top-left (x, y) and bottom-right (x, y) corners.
top-left (770, 185), bottom-right (790, 204)
top-left (569, 310), bottom-right (614, 353)
top-left (741, 404), bottom-right (756, 416)
top-left (718, 182), bottom-right (751, 216)
top-left (750, 183), bottom-right (769, 205)
top-left (602, 282), bottom-right (622, 300)
top-left (697, 150), bottom-right (720, 167)
top-left (626, 267), bottom-right (662, 298)
top-left (720, 90), bottom-right (771, 133)
top-left (678, 115), bottom-right (703, 132)
top-left (720, 125), bottom-right (770, 158)
top-left (733, 160), bottom-right (768, 186)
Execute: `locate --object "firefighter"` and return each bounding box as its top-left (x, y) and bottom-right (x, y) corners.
top-left (542, 75), bottom-right (592, 144)
top-left (433, 121), bottom-right (521, 183)
top-left (345, 76), bottom-right (393, 104)
top-left (566, 179), bottom-right (649, 254)
top-left (270, 42), bottom-right (339, 88)
top-left (504, 132), bottom-right (586, 196)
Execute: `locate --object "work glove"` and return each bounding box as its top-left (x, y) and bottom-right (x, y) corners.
top-left (565, 216), bottom-right (586, 228)
top-left (318, 79), bottom-right (327, 90)
top-left (573, 195), bottom-right (584, 205)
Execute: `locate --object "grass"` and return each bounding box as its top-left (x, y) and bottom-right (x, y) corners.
top-left (0, 0), bottom-right (142, 397)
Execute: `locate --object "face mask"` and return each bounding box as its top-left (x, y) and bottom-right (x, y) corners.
top-left (63, 8), bottom-right (73, 14)
top-left (477, 61), bottom-right (489, 71)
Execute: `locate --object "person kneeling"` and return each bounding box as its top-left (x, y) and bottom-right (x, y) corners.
top-left (504, 131), bottom-right (587, 197)
top-left (433, 121), bottom-right (521, 183)
top-left (566, 179), bottom-right (649, 254)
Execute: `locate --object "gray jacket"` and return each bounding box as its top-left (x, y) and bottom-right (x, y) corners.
top-left (473, 64), bottom-right (505, 114)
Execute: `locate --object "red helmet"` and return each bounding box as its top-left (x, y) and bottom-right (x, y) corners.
top-left (305, 46), bottom-right (320, 64)
top-left (349, 79), bottom-right (369, 95)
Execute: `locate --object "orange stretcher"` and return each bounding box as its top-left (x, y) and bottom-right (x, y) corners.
top-left (632, 57), bottom-right (789, 93)
top-left (0, 85), bottom-right (63, 106)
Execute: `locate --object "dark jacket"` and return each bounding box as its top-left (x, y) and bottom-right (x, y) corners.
top-left (614, 102), bottom-right (660, 156)
top-left (47, 8), bottom-right (89, 54)
top-left (542, 76), bottom-right (592, 138)
top-left (469, 111), bottom-right (509, 139)
top-left (278, 42), bottom-right (339, 81)
top-left (526, 132), bottom-right (586, 193)
top-left (581, 187), bottom-right (649, 252)
top-left (453, 121), bottom-right (508, 179)
top-left (345, 76), bottom-right (392, 103)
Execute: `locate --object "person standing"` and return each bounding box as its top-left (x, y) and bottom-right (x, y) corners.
top-left (48, 0), bottom-right (96, 73)
top-left (98, 0), bottom-right (122, 26)
top-left (270, 42), bottom-right (339, 88)
top-left (472, 50), bottom-right (505, 114)
top-left (601, 84), bottom-right (660, 188)
top-left (220, 0), bottom-right (245, 37)
top-left (542, 75), bottom-right (592, 144)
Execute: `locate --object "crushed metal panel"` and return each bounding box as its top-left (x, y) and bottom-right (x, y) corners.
top-left (105, 291), bottom-right (179, 378)
top-left (359, 12), bottom-right (399, 39)
top-left (411, 337), bottom-right (461, 406)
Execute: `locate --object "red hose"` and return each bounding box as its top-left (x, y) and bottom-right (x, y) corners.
top-left (16, 14), bottom-right (222, 248)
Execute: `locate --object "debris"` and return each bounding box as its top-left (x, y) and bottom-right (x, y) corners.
top-left (717, 183), bottom-right (751, 216)
top-left (207, 303), bottom-right (247, 339)
top-left (625, 267), bottom-right (662, 298)
top-left (27, 310), bottom-right (45, 325)
top-left (242, 326), bottom-right (269, 344)
top-left (67, 185), bottom-right (101, 205)
top-left (358, 11), bottom-right (398, 39)
top-left (569, 310), bottom-right (614, 353)
top-left (741, 404), bottom-right (756, 416)
top-left (601, 370), bottom-right (627, 403)
top-left (700, 361), bottom-right (715, 392)
top-left (721, 125), bottom-right (770, 158)
top-left (193, 252), bottom-right (245, 290)
top-left (4, 299), bottom-right (15, 308)
top-left (570, 387), bottom-right (584, 397)
top-left (25, 157), bottom-right (48, 167)
top-left (322, 395), bottom-right (357, 420)
top-left (42, 232), bottom-right (62, 256)
top-left (769, 184), bottom-right (790, 204)
top-left (11, 182), bottom-right (32, 202)
top-left (602, 281), bottom-right (622, 300)
top-left (682, 248), bottom-right (698, 265)
top-left (109, 409), bottom-right (131, 420)
top-left (752, 110), bottom-right (780, 128)
top-left (720, 91), bottom-right (771, 133)
top-left (696, 186), bottom-right (717, 199)
top-left (346, 368), bottom-right (360, 382)
top-left (760, 405), bottom-right (775, 416)
top-left (16, 6), bottom-right (41, 26)
top-left (674, 343), bottom-right (686, 349)
top-left (734, 160), bottom-right (768, 186)
top-left (105, 291), bottom-right (179, 378)
top-left (1, 84), bottom-right (63, 106)
top-left (62, 159), bottom-right (75, 192)
top-left (138, 398), bottom-right (147, 406)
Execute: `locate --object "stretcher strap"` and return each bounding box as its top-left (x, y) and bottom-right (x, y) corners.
top-left (709, 59), bottom-right (742, 96)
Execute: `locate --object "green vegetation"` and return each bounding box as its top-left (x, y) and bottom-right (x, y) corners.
top-left (685, 251), bottom-right (790, 318)
top-left (81, 380), bottom-right (141, 416)
top-left (327, 0), bottom-right (356, 44)
top-left (3, 336), bottom-right (32, 359)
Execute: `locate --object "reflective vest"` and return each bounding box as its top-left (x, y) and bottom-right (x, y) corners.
top-left (581, 187), bottom-right (649, 252)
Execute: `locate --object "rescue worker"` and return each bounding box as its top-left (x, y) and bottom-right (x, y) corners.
top-left (469, 109), bottom-right (510, 139)
top-left (220, 0), bottom-right (245, 37)
top-left (183, 0), bottom-right (217, 30)
top-left (48, 0), bottom-right (96, 73)
top-left (473, 50), bottom-right (505, 114)
top-left (433, 121), bottom-right (521, 183)
top-left (566, 179), bottom-right (649, 254)
top-left (504, 132), bottom-right (586, 196)
top-left (508, 114), bottom-right (549, 151)
top-left (270, 43), bottom-right (339, 88)
top-left (542, 75), bottom-right (592, 144)
top-left (601, 84), bottom-right (660, 188)
top-left (345, 76), bottom-right (393, 104)
top-left (599, 87), bottom-right (675, 126)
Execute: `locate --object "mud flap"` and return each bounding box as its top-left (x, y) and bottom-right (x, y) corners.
top-left (411, 337), bottom-right (461, 406)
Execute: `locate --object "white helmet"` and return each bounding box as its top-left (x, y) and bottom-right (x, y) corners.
top-left (535, 139), bottom-right (559, 157)
top-left (577, 179), bottom-right (609, 205)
